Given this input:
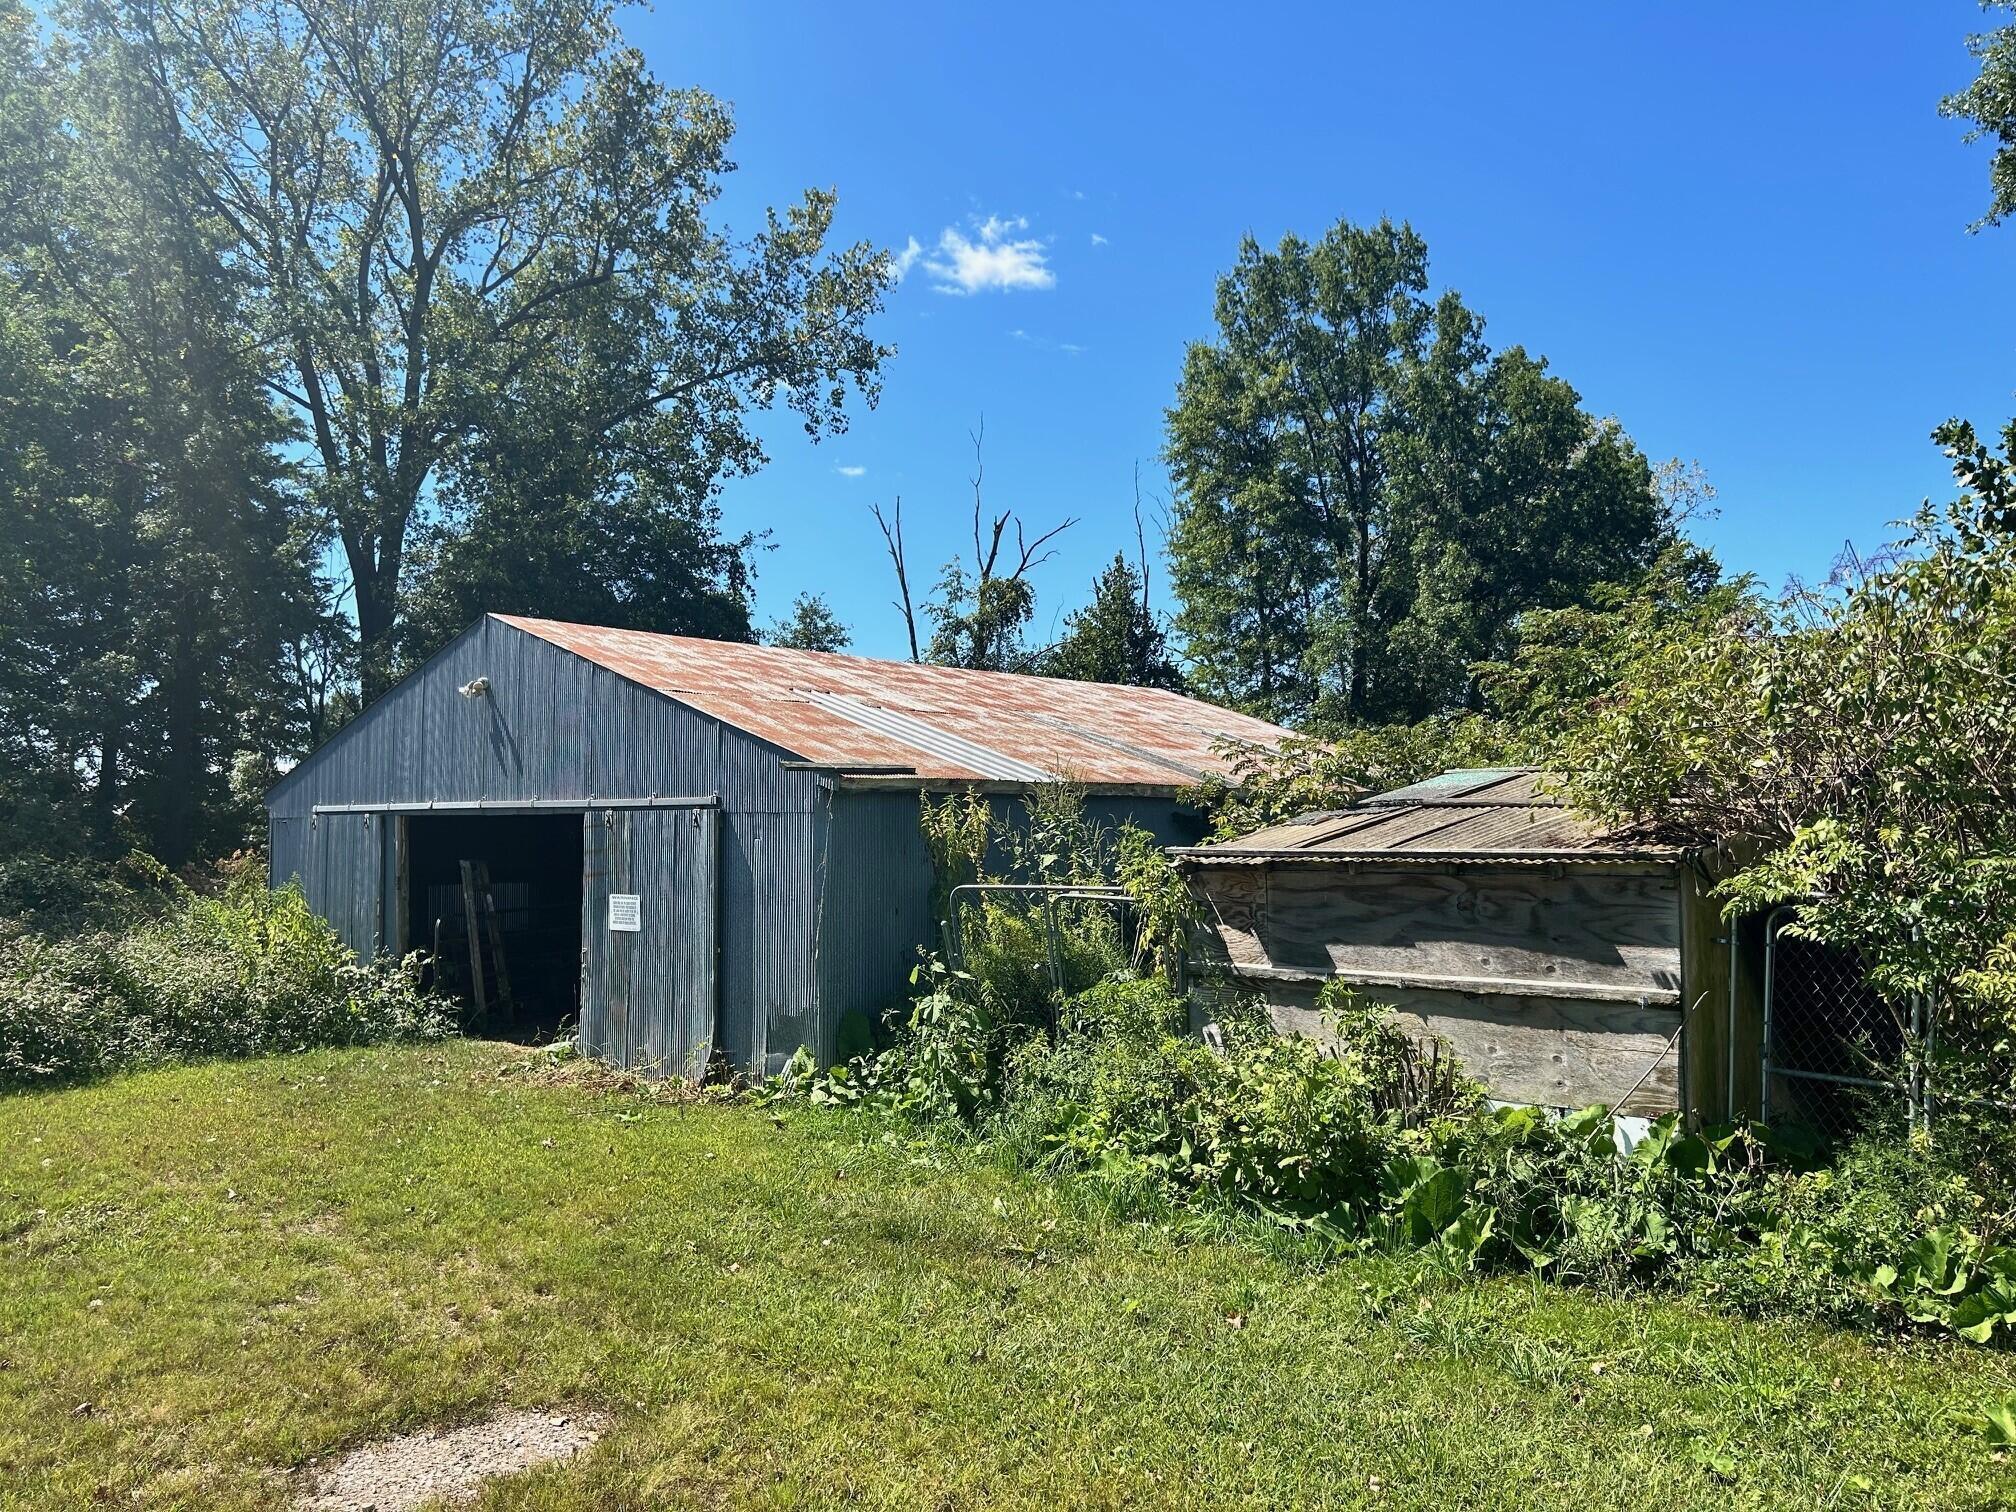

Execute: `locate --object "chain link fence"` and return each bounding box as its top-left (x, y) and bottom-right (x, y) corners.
top-left (1762, 906), bottom-right (1916, 1140)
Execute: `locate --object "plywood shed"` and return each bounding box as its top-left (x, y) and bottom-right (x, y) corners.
top-left (1174, 768), bottom-right (1763, 1122)
top-left (267, 613), bottom-right (1292, 1078)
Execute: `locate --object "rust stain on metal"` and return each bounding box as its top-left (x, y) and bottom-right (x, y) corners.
top-left (495, 614), bottom-right (1290, 787)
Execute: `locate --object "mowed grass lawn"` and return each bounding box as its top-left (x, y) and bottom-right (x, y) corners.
top-left (1, 1043), bottom-right (2013, 1509)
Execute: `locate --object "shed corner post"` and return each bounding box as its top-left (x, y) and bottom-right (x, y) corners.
top-left (1678, 859), bottom-right (1733, 1130)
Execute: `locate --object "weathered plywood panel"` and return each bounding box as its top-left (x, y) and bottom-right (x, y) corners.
top-left (1262, 978), bottom-right (1680, 1117)
top-left (1190, 864), bottom-right (1681, 997)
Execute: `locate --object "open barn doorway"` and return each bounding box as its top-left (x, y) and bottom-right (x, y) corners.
top-left (403, 814), bottom-right (583, 1042)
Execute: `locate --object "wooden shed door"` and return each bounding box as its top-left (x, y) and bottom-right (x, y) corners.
top-left (580, 807), bottom-right (720, 1079)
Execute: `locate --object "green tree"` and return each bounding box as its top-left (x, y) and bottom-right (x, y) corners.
top-left (396, 421), bottom-right (759, 659)
top-left (0, 1), bottom-right (317, 866)
top-left (1544, 424), bottom-right (2016, 1113)
top-left (1943, 2), bottom-right (2016, 227)
top-left (766, 593), bottom-right (851, 654)
top-left (1165, 216), bottom-right (1670, 729)
top-left (81, 0), bottom-right (893, 694)
top-left (1044, 554), bottom-right (1183, 689)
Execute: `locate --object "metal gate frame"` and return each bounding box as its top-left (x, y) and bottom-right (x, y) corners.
top-left (1761, 904), bottom-right (1925, 1131)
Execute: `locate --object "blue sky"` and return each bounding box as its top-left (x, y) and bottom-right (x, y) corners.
top-left (640, 1), bottom-right (2016, 661)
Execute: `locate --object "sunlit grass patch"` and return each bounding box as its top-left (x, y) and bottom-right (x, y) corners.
top-left (0, 1042), bottom-right (2010, 1508)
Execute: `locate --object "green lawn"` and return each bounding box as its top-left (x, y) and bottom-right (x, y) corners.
top-left (0, 1043), bottom-right (2012, 1509)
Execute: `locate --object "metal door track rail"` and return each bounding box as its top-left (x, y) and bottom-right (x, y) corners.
top-left (311, 796), bottom-right (720, 815)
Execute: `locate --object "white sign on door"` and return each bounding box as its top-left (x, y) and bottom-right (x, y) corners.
top-left (608, 894), bottom-right (642, 933)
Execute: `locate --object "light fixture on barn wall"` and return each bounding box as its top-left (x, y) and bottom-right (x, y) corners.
top-left (458, 677), bottom-right (490, 699)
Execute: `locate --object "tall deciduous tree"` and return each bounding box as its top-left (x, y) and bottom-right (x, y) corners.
top-left (1165, 217), bottom-right (1670, 729)
top-left (83, 0), bottom-right (892, 693)
top-left (1943, 2), bottom-right (2016, 227)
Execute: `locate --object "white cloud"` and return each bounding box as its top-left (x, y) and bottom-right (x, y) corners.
top-left (1008, 328), bottom-right (1084, 357)
top-left (835, 464), bottom-right (867, 478)
top-left (891, 236), bottom-right (923, 282)
top-left (916, 214), bottom-right (1055, 295)
top-left (1089, 232), bottom-right (1107, 246)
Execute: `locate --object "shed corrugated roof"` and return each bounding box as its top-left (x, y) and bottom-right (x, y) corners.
top-left (496, 614), bottom-right (1290, 788)
top-left (1173, 767), bottom-right (1679, 865)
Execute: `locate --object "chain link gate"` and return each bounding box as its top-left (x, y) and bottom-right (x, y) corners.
top-left (1761, 905), bottom-right (1923, 1138)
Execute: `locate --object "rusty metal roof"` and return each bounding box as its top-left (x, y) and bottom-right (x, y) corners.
top-left (1172, 767), bottom-right (1680, 865)
top-left (496, 614), bottom-right (1290, 789)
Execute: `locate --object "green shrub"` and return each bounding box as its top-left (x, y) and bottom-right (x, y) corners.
top-left (0, 849), bottom-right (176, 939)
top-left (776, 780), bottom-right (2016, 1346)
top-left (957, 897), bottom-right (1128, 1031)
top-left (1685, 1124), bottom-right (2009, 1327)
top-left (0, 878), bottom-right (451, 1088)
top-left (939, 976), bottom-right (1477, 1223)
top-left (773, 958), bottom-right (2016, 1343)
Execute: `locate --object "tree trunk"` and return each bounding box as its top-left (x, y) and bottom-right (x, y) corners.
top-left (352, 546), bottom-right (400, 702)
top-left (156, 597), bottom-right (203, 870)
top-left (1349, 514), bottom-right (1372, 720)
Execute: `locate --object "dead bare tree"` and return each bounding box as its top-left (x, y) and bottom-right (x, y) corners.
top-left (871, 497), bottom-right (921, 663)
top-left (957, 419), bottom-right (1077, 669)
top-left (1131, 461), bottom-right (1154, 629)
top-left (870, 419), bottom-right (1077, 670)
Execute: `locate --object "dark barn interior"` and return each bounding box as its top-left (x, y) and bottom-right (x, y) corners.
top-left (404, 814), bottom-right (583, 1041)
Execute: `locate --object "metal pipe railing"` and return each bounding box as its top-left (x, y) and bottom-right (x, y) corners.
top-left (944, 882), bottom-right (1134, 1036)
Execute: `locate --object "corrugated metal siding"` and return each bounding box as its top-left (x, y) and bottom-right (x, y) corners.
top-left (812, 790), bottom-right (937, 1068)
top-left (312, 811), bottom-right (383, 956)
top-left (268, 618), bottom-right (819, 818)
top-left (269, 618), bottom-right (822, 1072)
top-left (269, 816), bottom-right (307, 890)
top-left (800, 789), bottom-right (1210, 1069)
top-left (723, 806), bottom-right (816, 1072)
top-left (581, 806), bottom-right (720, 1078)
top-left (269, 616), bottom-right (1221, 1075)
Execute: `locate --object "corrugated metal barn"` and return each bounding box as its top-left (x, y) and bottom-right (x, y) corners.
top-left (1176, 768), bottom-right (1766, 1123)
top-left (268, 613), bottom-right (1290, 1078)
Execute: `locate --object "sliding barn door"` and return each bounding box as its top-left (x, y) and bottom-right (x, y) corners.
top-left (311, 811), bottom-right (384, 957)
top-left (580, 806), bottom-right (720, 1079)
